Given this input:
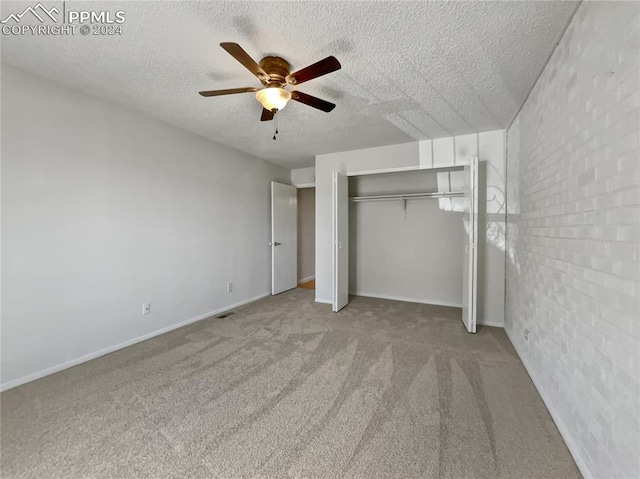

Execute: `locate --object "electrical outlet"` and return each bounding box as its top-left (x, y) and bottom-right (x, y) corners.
top-left (227, 283), bottom-right (233, 293)
top-left (524, 329), bottom-right (530, 343)
top-left (142, 303), bottom-right (150, 315)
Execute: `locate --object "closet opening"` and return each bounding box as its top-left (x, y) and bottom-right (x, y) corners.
top-left (297, 186), bottom-right (315, 290)
top-left (349, 168), bottom-right (465, 307)
top-left (332, 159), bottom-right (479, 332)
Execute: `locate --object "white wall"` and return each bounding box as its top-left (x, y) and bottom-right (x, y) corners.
top-left (1, 66), bottom-right (290, 389)
top-left (349, 170), bottom-right (463, 307)
top-left (291, 167), bottom-right (315, 187)
top-left (297, 187), bottom-right (315, 282)
top-left (315, 131), bottom-right (506, 327)
top-left (505, 3), bottom-right (640, 478)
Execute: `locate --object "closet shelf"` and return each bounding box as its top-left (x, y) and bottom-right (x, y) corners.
top-left (349, 191), bottom-right (465, 202)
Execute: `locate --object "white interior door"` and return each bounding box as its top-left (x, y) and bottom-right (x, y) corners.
top-left (332, 172), bottom-right (349, 312)
top-left (271, 181), bottom-right (297, 295)
top-left (462, 158), bottom-right (479, 332)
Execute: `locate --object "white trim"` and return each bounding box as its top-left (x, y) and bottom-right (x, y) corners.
top-left (298, 275), bottom-right (315, 284)
top-left (270, 181), bottom-right (276, 295)
top-left (350, 291), bottom-right (462, 309)
top-left (476, 319), bottom-right (504, 328)
top-left (504, 328), bottom-right (594, 479)
top-left (321, 291), bottom-right (502, 327)
top-left (294, 183), bottom-right (315, 188)
top-left (346, 161), bottom-right (467, 177)
top-left (0, 292), bottom-right (271, 392)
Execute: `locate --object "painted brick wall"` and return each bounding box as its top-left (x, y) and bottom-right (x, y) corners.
top-left (505, 2), bottom-right (639, 478)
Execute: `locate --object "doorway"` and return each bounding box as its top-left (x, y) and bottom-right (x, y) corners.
top-left (348, 169), bottom-right (464, 306)
top-left (332, 159), bottom-right (479, 332)
top-left (297, 187), bottom-right (315, 290)
top-left (271, 181), bottom-right (297, 295)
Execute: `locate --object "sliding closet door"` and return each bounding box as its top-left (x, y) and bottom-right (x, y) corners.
top-left (332, 172), bottom-right (349, 312)
top-left (462, 158), bottom-right (479, 333)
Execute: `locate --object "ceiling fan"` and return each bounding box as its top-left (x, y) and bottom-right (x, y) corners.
top-left (199, 43), bottom-right (341, 122)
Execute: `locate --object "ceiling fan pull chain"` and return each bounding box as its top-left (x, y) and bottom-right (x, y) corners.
top-left (273, 111), bottom-right (279, 140)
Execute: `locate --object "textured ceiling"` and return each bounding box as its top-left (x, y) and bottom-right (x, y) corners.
top-left (1, 1), bottom-right (578, 168)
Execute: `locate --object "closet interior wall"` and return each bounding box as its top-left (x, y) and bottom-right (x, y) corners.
top-left (348, 169), bottom-right (464, 308)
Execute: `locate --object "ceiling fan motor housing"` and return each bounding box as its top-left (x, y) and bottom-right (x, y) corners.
top-left (258, 56), bottom-right (292, 86)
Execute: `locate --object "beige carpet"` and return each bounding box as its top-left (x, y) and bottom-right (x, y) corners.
top-left (1, 290), bottom-right (579, 478)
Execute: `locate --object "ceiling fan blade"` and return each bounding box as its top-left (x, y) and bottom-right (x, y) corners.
top-left (199, 87), bottom-right (258, 97)
top-left (260, 108), bottom-right (275, 121)
top-left (291, 91), bottom-right (336, 112)
top-left (220, 42), bottom-right (268, 81)
top-left (287, 56), bottom-right (341, 85)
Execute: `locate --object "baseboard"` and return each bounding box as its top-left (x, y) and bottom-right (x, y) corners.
top-left (0, 292), bottom-right (271, 392)
top-left (350, 291), bottom-right (463, 309)
top-left (477, 318), bottom-right (504, 328)
top-left (315, 293), bottom-right (501, 327)
top-left (298, 275), bottom-right (315, 284)
top-left (315, 298), bottom-right (332, 304)
top-left (504, 328), bottom-right (594, 479)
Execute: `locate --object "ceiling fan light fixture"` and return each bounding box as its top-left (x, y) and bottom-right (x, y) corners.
top-left (256, 87), bottom-right (291, 112)
top-left (200, 43), bottom-right (341, 122)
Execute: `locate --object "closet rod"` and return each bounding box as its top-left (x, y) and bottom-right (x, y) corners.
top-left (349, 191), bottom-right (465, 202)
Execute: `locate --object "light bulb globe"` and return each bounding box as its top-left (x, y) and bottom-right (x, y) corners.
top-left (256, 87), bottom-right (291, 111)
